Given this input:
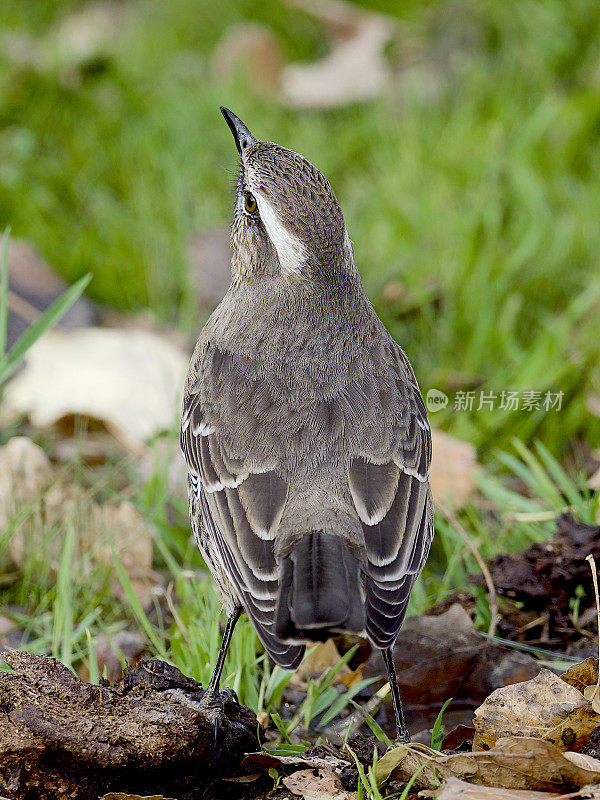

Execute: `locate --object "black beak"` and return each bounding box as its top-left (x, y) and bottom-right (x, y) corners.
top-left (220, 107), bottom-right (257, 155)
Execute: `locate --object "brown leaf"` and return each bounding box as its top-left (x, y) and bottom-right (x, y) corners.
top-left (283, 767), bottom-right (353, 799)
top-left (243, 751), bottom-right (349, 774)
top-left (563, 751), bottom-right (600, 771)
top-left (101, 795), bottom-right (178, 800)
top-left (473, 667), bottom-right (600, 751)
top-left (429, 429), bottom-right (478, 508)
top-left (562, 658), bottom-right (600, 713)
top-left (428, 775), bottom-right (579, 799)
top-left (0, 437), bottom-right (156, 604)
top-left (281, 0), bottom-right (395, 108)
top-left (364, 604), bottom-right (539, 717)
top-left (378, 737), bottom-right (600, 792)
top-left (291, 640), bottom-right (351, 688)
top-left (561, 658), bottom-right (599, 695)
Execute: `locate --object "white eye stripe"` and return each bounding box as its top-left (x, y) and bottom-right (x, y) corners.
top-left (255, 194), bottom-right (306, 277)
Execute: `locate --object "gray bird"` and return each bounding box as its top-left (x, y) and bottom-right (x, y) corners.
top-left (180, 108), bottom-right (433, 742)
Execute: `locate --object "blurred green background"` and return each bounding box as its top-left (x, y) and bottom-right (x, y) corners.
top-left (2, 0), bottom-right (600, 457)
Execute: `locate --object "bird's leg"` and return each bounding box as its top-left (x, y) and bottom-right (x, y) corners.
top-left (382, 647), bottom-right (410, 744)
top-left (203, 606), bottom-right (242, 703)
top-left (166, 607), bottom-right (243, 750)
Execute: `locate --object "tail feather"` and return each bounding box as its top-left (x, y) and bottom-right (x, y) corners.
top-left (274, 531), bottom-right (365, 641)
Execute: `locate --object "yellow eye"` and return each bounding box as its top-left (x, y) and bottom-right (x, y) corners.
top-left (244, 192), bottom-right (257, 214)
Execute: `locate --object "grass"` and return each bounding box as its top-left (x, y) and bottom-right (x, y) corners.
top-left (1, 0), bottom-right (599, 455)
top-left (0, 0), bottom-right (599, 768)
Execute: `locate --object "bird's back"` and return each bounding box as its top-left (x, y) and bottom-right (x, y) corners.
top-left (182, 274), bottom-right (432, 663)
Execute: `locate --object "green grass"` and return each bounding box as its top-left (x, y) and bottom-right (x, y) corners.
top-left (1, 0), bottom-right (600, 753)
top-left (1, 0), bottom-right (599, 455)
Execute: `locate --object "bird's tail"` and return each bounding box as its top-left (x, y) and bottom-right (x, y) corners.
top-left (274, 531), bottom-right (365, 642)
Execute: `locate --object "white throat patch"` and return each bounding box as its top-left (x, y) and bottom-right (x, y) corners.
top-left (255, 194), bottom-right (307, 277)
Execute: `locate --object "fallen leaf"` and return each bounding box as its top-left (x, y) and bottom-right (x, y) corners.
top-left (283, 767), bottom-right (353, 799)
top-left (473, 667), bottom-right (600, 751)
top-left (428, 775), bottom-right (578, 799)
top-left (211, 23), bottom-right (284, 93)
top-left (364, 604), bottom-right (539, 715)
top-left (563, 658), bottom-right (600, 693)
top-left (337, 666), bottom-right (364, 688)
top-left (564, 660), bottom-right (600, 715)
top-left (281, 0), bottom-right (395, 108)
top-left (243, 751), bottom-right (349, 774)
top-left (101, 795), bottom-right (178, 800)
top-left (1, 327), bottom-right (188, 448)
top-left (563, 751), bottom-right (600, 771)
top-left (292, 640), bottom-right (351, 688)
top-left (379, 737), bottom-right (600, 792)
top-left (442, 725), bottom-right (476, 751)
top-left (430, 429), bottom-right (478, 507)
top-left (0, 437), bottom-right (156, 604)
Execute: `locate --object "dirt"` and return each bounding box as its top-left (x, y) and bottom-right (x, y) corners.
top-left (0, 652), bottom-right (258, 800)
top-left (474, 512), bottom-right (600, 646)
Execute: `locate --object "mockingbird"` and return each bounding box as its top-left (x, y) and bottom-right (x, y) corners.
top-left (180, 107), bottom-right (433, 741)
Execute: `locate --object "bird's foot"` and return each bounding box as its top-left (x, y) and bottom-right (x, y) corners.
top-left (387, 729), bottom-right (412, 750)
top-left (166, 685), bottom-right (257, 756)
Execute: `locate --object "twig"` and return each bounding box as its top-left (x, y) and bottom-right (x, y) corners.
top-left (585, 554), bottom-right (600, 707)
top-left (436, 500), bottom-right (499, 638)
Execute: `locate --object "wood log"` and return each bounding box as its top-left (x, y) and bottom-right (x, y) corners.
top-left (0, 651), bottom-right (259, 800)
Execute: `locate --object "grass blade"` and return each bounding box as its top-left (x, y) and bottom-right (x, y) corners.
top-left (0, 272), bottom-right (91, 385)
top-left (0, 228), bottom-right (10, 358)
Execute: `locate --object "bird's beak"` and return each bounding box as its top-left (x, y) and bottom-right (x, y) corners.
top-left (220, 107), bottom-right (257, 155)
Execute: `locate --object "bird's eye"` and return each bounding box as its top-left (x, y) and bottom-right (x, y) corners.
top-left (244, 192), bottom-right (257, 214)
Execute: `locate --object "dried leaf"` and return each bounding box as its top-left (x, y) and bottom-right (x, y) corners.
top-left (283, 767), bottom-right (353, 799)
top-left (243, 751), bottom-right (348, 773)
top-left (1, 328), bottom-right (188, 447)
top-left (0, 437), bottom-right (155, 603)
top-left (292, 640), bottom-right (351, 688)
top-left (583, 685), bottom-right (600, 714)
top-left (101, 795), bottom-right (177, 800)
top-left (563, 751), bottom-right (600, 771)
top-left (430, 430), bottom-right (478, 507)
top-left (473, 667), bottom-right (600, 751)
top-left (380, 737), bottom-right (600, 792)
top-left (281, 0), bottom-right (395, 108)
top-left (428, 775), bottom-right (586, 799)
top-left (365, 604), bottom-right (538, 714)
top-left (561, 657), bottom-right (599, 694)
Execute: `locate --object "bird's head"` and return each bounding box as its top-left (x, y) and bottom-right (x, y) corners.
top-left (221, 107), bottom-right (353, 285)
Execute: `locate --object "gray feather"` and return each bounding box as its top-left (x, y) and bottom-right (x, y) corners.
top-left (180, 127), bottom-right (433, 666)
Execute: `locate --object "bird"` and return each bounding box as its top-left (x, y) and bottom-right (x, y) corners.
top-left (180, 107), bottom-right (433, 742)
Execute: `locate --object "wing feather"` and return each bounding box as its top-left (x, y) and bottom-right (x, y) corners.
top-left (348, 344), bottom-right (433, 649)
top-left (181, 388), bottom-right (304, 669)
